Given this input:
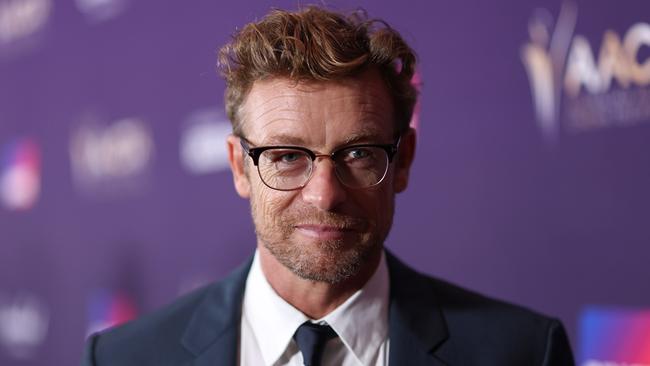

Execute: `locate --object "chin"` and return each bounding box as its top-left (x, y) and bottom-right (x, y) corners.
top-left (264, 235), bottom-right (380, 284)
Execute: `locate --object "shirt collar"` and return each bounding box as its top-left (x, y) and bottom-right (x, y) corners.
top-left (243, 250), bottom-right (390, 366)
top-left (320, 250), bottom-right (389, 365)
top-left (243, 252), bottom-right (308, 365)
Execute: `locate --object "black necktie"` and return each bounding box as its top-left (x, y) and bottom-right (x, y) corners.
top-left (293, 321), bottom-right (339, 366)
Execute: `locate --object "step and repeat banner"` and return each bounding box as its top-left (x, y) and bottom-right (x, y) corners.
top-left (1, 0), bottom-right (649, 364)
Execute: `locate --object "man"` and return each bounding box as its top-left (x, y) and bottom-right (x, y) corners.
top-left (82, 6), bottom-right (575, 366)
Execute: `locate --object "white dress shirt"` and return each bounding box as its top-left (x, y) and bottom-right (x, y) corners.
top-left (239, 250), bottom-right (390, 366)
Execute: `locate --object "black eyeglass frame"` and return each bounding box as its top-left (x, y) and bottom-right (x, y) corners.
top-left (238, 135), bottom-right (402, 191)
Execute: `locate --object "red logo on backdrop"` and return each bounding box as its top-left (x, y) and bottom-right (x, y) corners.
top-left (86, 289), bottom-right (137, 336)
top-left (0, 138), bottom-right (41, 211)
top-left (579, 307), bottom-right (650, 365)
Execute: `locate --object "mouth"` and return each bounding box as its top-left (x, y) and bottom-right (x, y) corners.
top-left (294, 224), bottom-right (358, 240)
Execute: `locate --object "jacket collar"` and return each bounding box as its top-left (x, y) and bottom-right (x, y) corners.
top-left (181, 251), bottom-right (450, 366)
top-left (385, 251), bottom-right (450, 365)
top-left (181, 258), bottom-right (253, 366)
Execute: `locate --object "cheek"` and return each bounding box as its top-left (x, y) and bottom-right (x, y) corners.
top-left (355, 186), bottom-right (395, 230)
top-left (250, 181), bottom-right (293, 229)
top-left (377, 191), bottom-right (395, 228)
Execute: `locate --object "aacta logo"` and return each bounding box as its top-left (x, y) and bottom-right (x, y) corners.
top-left (521, 2), bottom-right (650, 143)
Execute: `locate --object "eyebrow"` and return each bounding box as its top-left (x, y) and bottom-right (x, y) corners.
top-left (260, 135), bottom-right (308, 146)
top-left (259, 131), bottom-right (390, 147)
top-left (341, 132), bottom-right (389, 145)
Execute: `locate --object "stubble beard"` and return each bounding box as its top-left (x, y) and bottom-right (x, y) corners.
top-left (251, 199), bottom-right (387, 284)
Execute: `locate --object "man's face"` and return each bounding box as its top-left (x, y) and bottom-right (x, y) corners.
top-left (227, 70), bottom-right (415, 284)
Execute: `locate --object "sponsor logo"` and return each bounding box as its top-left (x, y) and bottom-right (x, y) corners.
top-left (0, 292), bottom-right (49, 360)
top-left (74, 0), bottom-right (128, 23)
top-left (0, 0), bottom-right (51, 59)
top-left (521, 2), bottom-right (650, 143)
top-left (86, 289), bottom-right (137, 336)
top-left (179, 108), bottom-right (232, 175)
top-left (578, 307), bottom-right (650, 365)
top-left (69, 115), bottom-right (154, 196)
top-left (0, 137), bottom-right (41, 211)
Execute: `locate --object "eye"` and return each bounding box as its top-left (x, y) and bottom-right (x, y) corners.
top-left (337, 146), bottom-right (383, 169)
top-left (345, 148), bottom-right (371, 160)
top-left (278, 152), bottom-right (301, 163)
top-left (263, 149), bottom-right (309, 166)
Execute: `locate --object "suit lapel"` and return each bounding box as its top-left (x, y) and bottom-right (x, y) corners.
top-left (181, 258), bottom-right (253, 366)
top-left (386, 252), bottom-right (451, 366)
top-left (179, 252), bottom-right (451, 366)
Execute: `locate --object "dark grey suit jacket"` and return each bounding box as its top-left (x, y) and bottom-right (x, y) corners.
top-left (81, 252), bottom-right (575, 365)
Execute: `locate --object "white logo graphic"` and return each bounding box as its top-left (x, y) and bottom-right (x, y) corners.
top-left (0, 293), bottom-right (49, 360)
top-left (521, 2), bottom-right (650, 143)
top-left (70, 116), bottom-right (155, 194)
top-left (75, 0), bottom-right (128, 23)
top-left (179, 108), bottom-right (232, 175)
top-left (0, 0), bottom-right (51, 44)
top-left (584, 361), bottom-right (650, 366)
top-left (0, 0), bottom-right (51, 57)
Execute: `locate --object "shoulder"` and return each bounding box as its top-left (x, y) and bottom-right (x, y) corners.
top-left (387, 250), bottom-right (557, 325)
top-left (386, 251), bottom-right (574, 364)
top-left (427, 272), bottom-right (562, 341)
top-left (83, 283), bottom-right (212, 366)
top-left (428, 276), bottom-right (573, 364)
top-left (82, 258), bottom-right (252, 366)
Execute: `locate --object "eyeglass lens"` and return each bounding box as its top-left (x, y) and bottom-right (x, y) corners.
top-left (256, 146), bottom-right (389, 190)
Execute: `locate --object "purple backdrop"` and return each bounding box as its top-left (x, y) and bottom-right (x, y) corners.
top-left (1, 0), bottom-right (649, 365)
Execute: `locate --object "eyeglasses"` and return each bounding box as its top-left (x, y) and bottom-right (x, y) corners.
top-left (238, 136), bottom-right (401, 191)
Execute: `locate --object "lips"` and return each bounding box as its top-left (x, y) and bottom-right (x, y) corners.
top-left (294, 224), bottom-right (358, 240)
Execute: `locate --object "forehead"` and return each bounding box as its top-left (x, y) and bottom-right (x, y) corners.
top-left (240, 70), bottom-right (395, 147)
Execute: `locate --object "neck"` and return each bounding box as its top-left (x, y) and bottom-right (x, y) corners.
top-left (257, 245), bottom-right (382, 319)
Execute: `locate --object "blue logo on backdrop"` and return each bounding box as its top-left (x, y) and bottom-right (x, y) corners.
top-left (86, 289), bottom-right (137, 336)
top-left (578, 306), bottom-right (650, 365)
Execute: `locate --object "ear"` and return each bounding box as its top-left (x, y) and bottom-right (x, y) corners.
top-left (226, 134), bottom-right (251, 198)
top-left (393, 128), bottom-right (416, 193)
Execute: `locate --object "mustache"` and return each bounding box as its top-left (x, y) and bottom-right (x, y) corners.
top-left (283, 209), bottom-right (368, 229)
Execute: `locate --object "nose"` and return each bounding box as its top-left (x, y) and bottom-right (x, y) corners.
top-left (301, 157), bottom-right (347, 211)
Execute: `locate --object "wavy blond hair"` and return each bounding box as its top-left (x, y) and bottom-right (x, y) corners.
top-left (218, 6), bottom-right (417, 135)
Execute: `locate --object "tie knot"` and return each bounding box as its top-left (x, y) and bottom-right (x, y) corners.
top-left (293, 321), bottom-right (339, 366)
